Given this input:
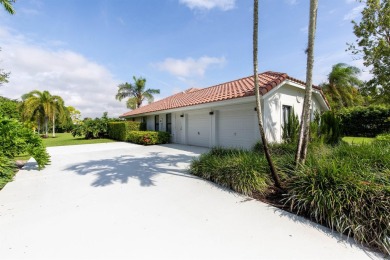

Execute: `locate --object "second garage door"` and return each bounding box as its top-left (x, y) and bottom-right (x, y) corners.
top-left (187, 113), bottom-right (210, 147)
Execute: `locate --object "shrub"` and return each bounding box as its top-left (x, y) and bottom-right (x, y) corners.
top-left (285, 142), bottom-right (390, 255)
top-left (338, 105), bottom-right (390, 137)
top-left (108, 121), bottom-right (146, 141)
top-left (375, 133), bottom-right (390, 143)
top-left (318, 111), bottom-right (342, 145)
top-left (0, 153), bottom-right (16, 189)
top-left (127, 131), bottom-right (170, 145)
top-left (282, 108), bottom-right (299, 143)
top-left (71, 112), bottom-right (114, 139)
top-left (190, 147), bottom-right (271, 196)
top-left (0, 115), bottom-right (50, 169)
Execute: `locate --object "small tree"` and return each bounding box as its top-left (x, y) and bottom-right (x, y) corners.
top-left (282, 108), bottom-right (299, 144)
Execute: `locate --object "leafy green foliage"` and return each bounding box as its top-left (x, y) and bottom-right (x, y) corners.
top-left (0, 96), bottom-right (21, 119)
top-left (348, 0), bottom-right (390, 103)
top-left (321, 63), bottom-right (365, 110)
top-left (71, 112), bottom-right (113, 139)
top-left (0, 153), bottom-right (15, 189)
top-left (0, 115), bottom-right (50, 169)
top-left (116, 76), bottom-right (160, 109)
top-left (0, 0), bottom-right (15, 15)
top-left (107, 121), bottom-right (146, 141)
top-left (282, 108), bottom-right (299, 143)
top-left (127, 131), bottom-right (170, 145)
top-left (318, 111), bottom-right (342, 145)
top-left (375, 133), bottom-right (390, 143)
top-left (190, 147), bottom-right (271, 196)
top-left (338, 105), bottom-right (390, 137)
top-left (285, 142), bottom-right (390, 254)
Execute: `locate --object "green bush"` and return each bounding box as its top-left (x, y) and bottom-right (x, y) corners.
top-left (71, 112), bottom-right (115, 139)
top-left (190, 147), bottom-right (271, 196)
top-left (127, 131), bottom-right (170, 145)
top-left (338, 105), bottom-right (390, 137)
top-left (0, 153), bottom-right (16, 189)
top-left (108, 121), bottom-right (146, 141)
top-left (375, 133), bottom-right (390, 143)
top-left (0, 115), bottom-right (50, 169)
top-left (285, 142), bottom-right (390, 255)
top-left (282, 108), bottom-right (299, 143)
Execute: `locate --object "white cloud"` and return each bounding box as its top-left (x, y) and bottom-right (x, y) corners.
top-left (343, 4), bottom-right (364, 21)
top-left (0, 27), bottom-right (125, 118)
top-left (345, 0), bottom-right (356, 4)
top-left (179, 0), bottom-right (235, 11)
top-left (154, 56), bottom-right (226, 79)
top-left (285, 0), bottom-right (298, 5)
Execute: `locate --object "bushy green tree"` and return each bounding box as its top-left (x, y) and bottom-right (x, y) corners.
top-left (282, 108), bottom-right (299, 144)
top-left (0, 96), bottom-right (21, 119)
top-left (348, 0), bottom-right (390, 103)
top-left (72, 112), bottom-right (113, 139)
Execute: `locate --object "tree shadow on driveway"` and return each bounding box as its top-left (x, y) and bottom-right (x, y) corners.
top-left (64, 152), bottom-right (199, 188)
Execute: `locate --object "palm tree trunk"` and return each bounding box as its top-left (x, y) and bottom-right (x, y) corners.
top-left (44, 116), bottom-right (48, 138)
top-left (253, 0), bottom-right (281, 189)
top-left (37, 118), bottom-right (40, 134)
top-left (52, 114), bottom-right (56, 138)
top-left (296, 0), bottom-right (318, 165)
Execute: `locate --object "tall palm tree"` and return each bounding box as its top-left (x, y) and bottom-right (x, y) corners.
top-left (1, 0), bottom-right (15, 14)
top-left (21, 90), bottom-right (66, 138)
top-left (116, 76), bottom-right (160, 109)
top-left (296, 0), bottom-right (318, 165)
top-left (322, 63), bottom-right (364, 110)
top-left (253, 0), bottom-right (281, 189)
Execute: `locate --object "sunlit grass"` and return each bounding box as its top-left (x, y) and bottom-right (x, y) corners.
top-left (42, 133), bottom-right (115, 147)
top-left (342, 136), bottom-right (374, 144)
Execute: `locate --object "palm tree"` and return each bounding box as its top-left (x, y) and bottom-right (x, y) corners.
top-left (1, 0), bottom-right (15, 14)
top-left (322, 63), bottom-right (364, 110)
top-left (21, 90), bottom-right (66, 138)
top-left (116, 76), bottom-right (160, 109)
top-left (253, 0), bottom-right (281, 189)
top-left (296, 0), bottom-right (318, 165)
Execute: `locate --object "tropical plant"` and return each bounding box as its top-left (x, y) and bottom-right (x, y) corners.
top-left (21, 90), bottom-right (66, 138)
top-left (296, 0), bottom-right (318, 165)
top-left (253, 0), bottom-right (281, 189)
top-left (0, 0), bottom-right (15, 15)
top-left (348, 0), bottom-right (390, 103)
top-left (0, 96), bottom-right (20, 119)
top-left (116, 76), bottom-right (160, 109)
top-left (71, 112), bottom-right (111, 139)
top-left (282, 108), bottom-right (299, 144)
top-left (321, 63), bottom-right (364, 110)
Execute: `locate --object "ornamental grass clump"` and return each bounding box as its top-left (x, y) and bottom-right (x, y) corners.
top-left (190, 147), bottom-right (271, 196)
top-left (285, 142), bottom-right (390, 255)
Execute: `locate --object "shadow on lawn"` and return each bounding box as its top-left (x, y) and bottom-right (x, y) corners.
top-left (65, 151), bottom-right (199, 188)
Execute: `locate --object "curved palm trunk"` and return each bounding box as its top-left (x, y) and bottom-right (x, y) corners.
top-left (296, 0), bottom-right (318, 165)
top-left (44, 116), bottom-right (48, 138)
top-left (253, 0), bottom-right (281, 189)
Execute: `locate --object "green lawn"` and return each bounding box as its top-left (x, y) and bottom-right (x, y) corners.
top-left (42, 133), bottom-right (116, 147)
top-left (342, 136), bottom-right (374, 144)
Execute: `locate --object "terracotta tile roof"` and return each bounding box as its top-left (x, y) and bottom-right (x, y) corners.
top-left (120, 71), bottom-right (328, 117)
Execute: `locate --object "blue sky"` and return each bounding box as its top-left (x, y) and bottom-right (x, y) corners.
top-left (0, 0), bottom-right (368, 118)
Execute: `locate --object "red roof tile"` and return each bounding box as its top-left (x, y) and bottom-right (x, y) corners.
top-left (120, 71), bottom-right (328, 117)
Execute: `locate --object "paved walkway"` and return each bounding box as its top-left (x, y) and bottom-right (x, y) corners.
top-left (0, 143), bottom-right (382, 260)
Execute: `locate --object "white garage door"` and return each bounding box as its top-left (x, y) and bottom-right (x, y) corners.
top-left (187, 113), bottom-right (210, 147)
top-left (218, 109), bottom-right (256, 149)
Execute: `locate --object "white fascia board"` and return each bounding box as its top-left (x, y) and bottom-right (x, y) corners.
top-left (123, 96), bottom-right (257, 118)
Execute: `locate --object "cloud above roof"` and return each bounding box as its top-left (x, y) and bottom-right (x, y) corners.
top-left (179, 0), bottom-right (235, 11)
top-left (153, 56), bottom-right (226, 79)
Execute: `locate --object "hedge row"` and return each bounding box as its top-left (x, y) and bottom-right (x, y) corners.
top-left (127, 131), bottom-right (170, 145)
top-left (338, 105), bottom-right (390, 137)
top-left (107, 121), bottom-right (146, 141)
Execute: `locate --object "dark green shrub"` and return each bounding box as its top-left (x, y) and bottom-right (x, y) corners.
top-left (190, 147), bottom-right (271, 196)
top-left (285, 143), bottom-right (390, 255)
top-left (338, 105), bottom-right (390, 137)
top-left (282, 108), bottom-right (299, 143)
top-left (127, 131), bottom-right (170, 145)
top-left (0, 115), bottom-right (50, 169)
top-left (0, 153), bottom-right (16, 189)
top-left (319, 111), bottom-right (342, 145)
top-left (108, 121), bottom-right (146, 141)
top-left (71, 112), bottom-right (114, 139)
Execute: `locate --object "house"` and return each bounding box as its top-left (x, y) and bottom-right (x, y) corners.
top-left (120, 71), bottom-right (330, 149)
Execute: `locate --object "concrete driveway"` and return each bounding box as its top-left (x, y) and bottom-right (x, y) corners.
top-left (0, 142), bottom-right (382, 260)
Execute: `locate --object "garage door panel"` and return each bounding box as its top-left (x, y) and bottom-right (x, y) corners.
top-left (218, 110), bottom-right (255, 149)
top-left (188, 113), bottom-right (210, 147)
